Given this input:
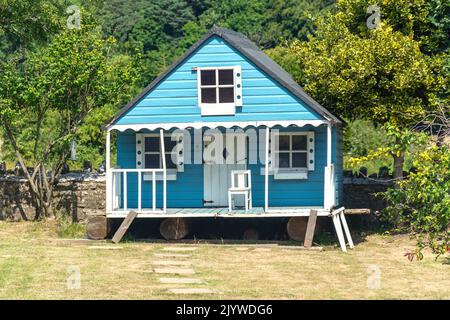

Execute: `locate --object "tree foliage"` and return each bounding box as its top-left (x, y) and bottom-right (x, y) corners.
top-left (384, 145), bottom-right (450, 258)
top-left (0, 28), bottom-right (139, 218)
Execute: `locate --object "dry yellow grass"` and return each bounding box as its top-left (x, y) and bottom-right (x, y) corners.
top-left (0, 221), bottom-right (449, 300)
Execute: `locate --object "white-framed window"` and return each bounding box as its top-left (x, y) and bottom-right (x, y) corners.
top-left (136, 133), bottom-right (184, 172)
top-left (274, 133), bottom-right (308, 169)
top-left (262, 131), bottom-right (315, 179)
top-left (197, 66), bottom-right (242, 115)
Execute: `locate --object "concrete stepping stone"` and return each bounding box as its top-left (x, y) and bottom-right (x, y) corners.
top-left (154, 253), bottom-right (191, 258)
top-left (152, 260), bottom-right (192, 266)
top-left (253, 248), bottom-right (272, 252)
top-left (88, 246), bottom-right (123, 250)
top-left (162, 247), bottom-right (197, 252)
top-left (169, 288), bottom-right (214, 294)
top-left (154, 268), bottom-right (195, 275)
top-left (236, 247), bottom-right (250, 251)
top-left (159, 278), bottom-right (203, 284)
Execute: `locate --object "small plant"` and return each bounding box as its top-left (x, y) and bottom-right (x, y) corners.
top-left (56, 213), bottom-right (86, 239)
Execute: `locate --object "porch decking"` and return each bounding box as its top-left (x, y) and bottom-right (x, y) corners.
top-left (107, 206), bottom-right (331, 218)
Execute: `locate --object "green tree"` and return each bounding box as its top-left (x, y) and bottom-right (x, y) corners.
top-left (0, 29), bottom-right (138, 219)
top-left (267, 0), bottom-right (447, 179)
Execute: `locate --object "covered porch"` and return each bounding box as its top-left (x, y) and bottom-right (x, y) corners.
top-left (105, 120), bottom-right (337, 216)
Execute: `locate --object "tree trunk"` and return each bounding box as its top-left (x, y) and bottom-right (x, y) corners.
top-left (393, 154), bottom-right (405, 182)
top-left (160, 218), bottom-right (191, 240)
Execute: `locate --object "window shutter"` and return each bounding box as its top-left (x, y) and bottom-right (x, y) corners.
top-left (136, 133), bottom-right (143, 169)
top-left (234, 66), bottom-right (242, 107)
top-left (172, 132), bottom-right (184, 172)
top-left (307, 132), bottom-right (315, 171)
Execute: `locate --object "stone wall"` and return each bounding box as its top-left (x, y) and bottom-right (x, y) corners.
top-left (0, 173), bottom-right (106, 221)
top-left (0, 173), bottom-right (393, 221)
top-left (343, 177), bottom-right (392, 213)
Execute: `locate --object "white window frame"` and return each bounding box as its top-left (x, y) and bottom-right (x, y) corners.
top-left (197, 66), bottom-right (242, 116)
top-left (273, 132), bottom-right (309, 170)
top-left (260, 131), bottom-right (315, 179)
top-left (136, 133), bottom-right (184, 180)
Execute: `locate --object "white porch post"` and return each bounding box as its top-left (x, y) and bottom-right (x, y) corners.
top-left (264, 127), bottom-right (270, 212)
top-left (106, 130), bottom-right (112, 213)
top-left (324, 123), bottom-right (334, 210)
top-left (160, 129), bottom-right (167, 213)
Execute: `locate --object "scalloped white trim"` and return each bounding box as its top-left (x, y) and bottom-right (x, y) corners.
top-left (108, 120), bottom-right (328, 132)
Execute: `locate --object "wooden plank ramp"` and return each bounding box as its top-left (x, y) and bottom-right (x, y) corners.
top-left (304, 209), bottom-right (318, 247)
top-left (112, 211), bottom-right (138, 244)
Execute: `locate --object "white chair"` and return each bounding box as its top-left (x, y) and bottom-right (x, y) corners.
top-left (228, 170), bottom-right (252, 212)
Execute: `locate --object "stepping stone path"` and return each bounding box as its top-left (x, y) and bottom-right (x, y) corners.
top-left (151, 246), bottom-right (215, 295)
top-left (169, 288), bottom-right (214, 294)
top-left (154, 268), bottom-right (195, 275)
top-left (159, 278), bottom-right (203, 284)
top-left (154, 253), bottom-right (192, 258)
top-left (88, 246), bottom-right (123, 250)
top-left (162, 247), bottom-right (197, 252)
top-left (153, 260), bottom-right (192, 266)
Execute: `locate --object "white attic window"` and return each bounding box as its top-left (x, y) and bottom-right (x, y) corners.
top-left (196, 66), bottom-right (242, 115)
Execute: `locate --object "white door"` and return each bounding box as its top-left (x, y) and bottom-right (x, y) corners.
top-left (203, 133), bottom-right (247, 207)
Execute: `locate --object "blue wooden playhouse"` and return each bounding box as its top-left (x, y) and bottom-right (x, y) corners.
top-left (103, 27), bottom-right (353, 250)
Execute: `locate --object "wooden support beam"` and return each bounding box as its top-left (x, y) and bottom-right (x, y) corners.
top-left (112, 210), bottom-right (138, 243)
top-left (339, 211), bottom-right (354, 249)
top-left (304, 209), bottom-right (318, 247)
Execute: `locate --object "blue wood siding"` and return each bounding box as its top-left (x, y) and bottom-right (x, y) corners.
top-left (115, 36), bottom-right (322, 125)
top-left (115, 124), bottom-right (343, 208)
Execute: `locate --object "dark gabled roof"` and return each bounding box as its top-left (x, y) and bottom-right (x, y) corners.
top-left (103, 27), bottom-right (342, 129)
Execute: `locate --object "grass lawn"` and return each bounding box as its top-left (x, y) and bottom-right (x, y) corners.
top-left (0, 221), bottom-right (448, 300)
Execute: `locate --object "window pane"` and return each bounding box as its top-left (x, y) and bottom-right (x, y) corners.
top-left (145, 154), bottom-right (160, 169)
top-left (201, 70), bottom-right (216, 85)
top-left (219, 87), bottom-right (234, 103)
top-left (292, 153), bottom-right (307, 168)
top-left (165, 153), bottom-right (177, 169)
top-left (145, 137), bottom-right (159, 152)
top-left (292, 135), bottom-right (307, 150)
top-left (218, 69), bottom-right (234, 85)
top-left (278, 135), bottom-right (290, 151)
top-left (201, 88), bottom-right (216, 103)
top-left (164, 137), bottom-right (177, 153)
top-left (278, 152), bottom-right (290, 168)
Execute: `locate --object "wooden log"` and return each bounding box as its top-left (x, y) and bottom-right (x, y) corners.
top-left (242, 228), bottom-right (259, 241)
top-left (344, 208), bottom-right (371, 215)
top-left (287, 216), bottom-right (321, 242)
top-left (86, 215), bottom-right (110, 240)
top-left (160, 218), bottom-right (190, 240)
top-left (304, 209), bottom-right (318, 247)
top-left (112, 210), bottom-right (138, 243)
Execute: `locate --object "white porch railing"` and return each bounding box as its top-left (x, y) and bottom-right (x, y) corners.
top-left (109, 168), bottom-right (166, 213)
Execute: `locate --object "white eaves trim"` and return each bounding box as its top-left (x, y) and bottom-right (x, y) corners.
top-left (109, 120), bottom-right (328, 132)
